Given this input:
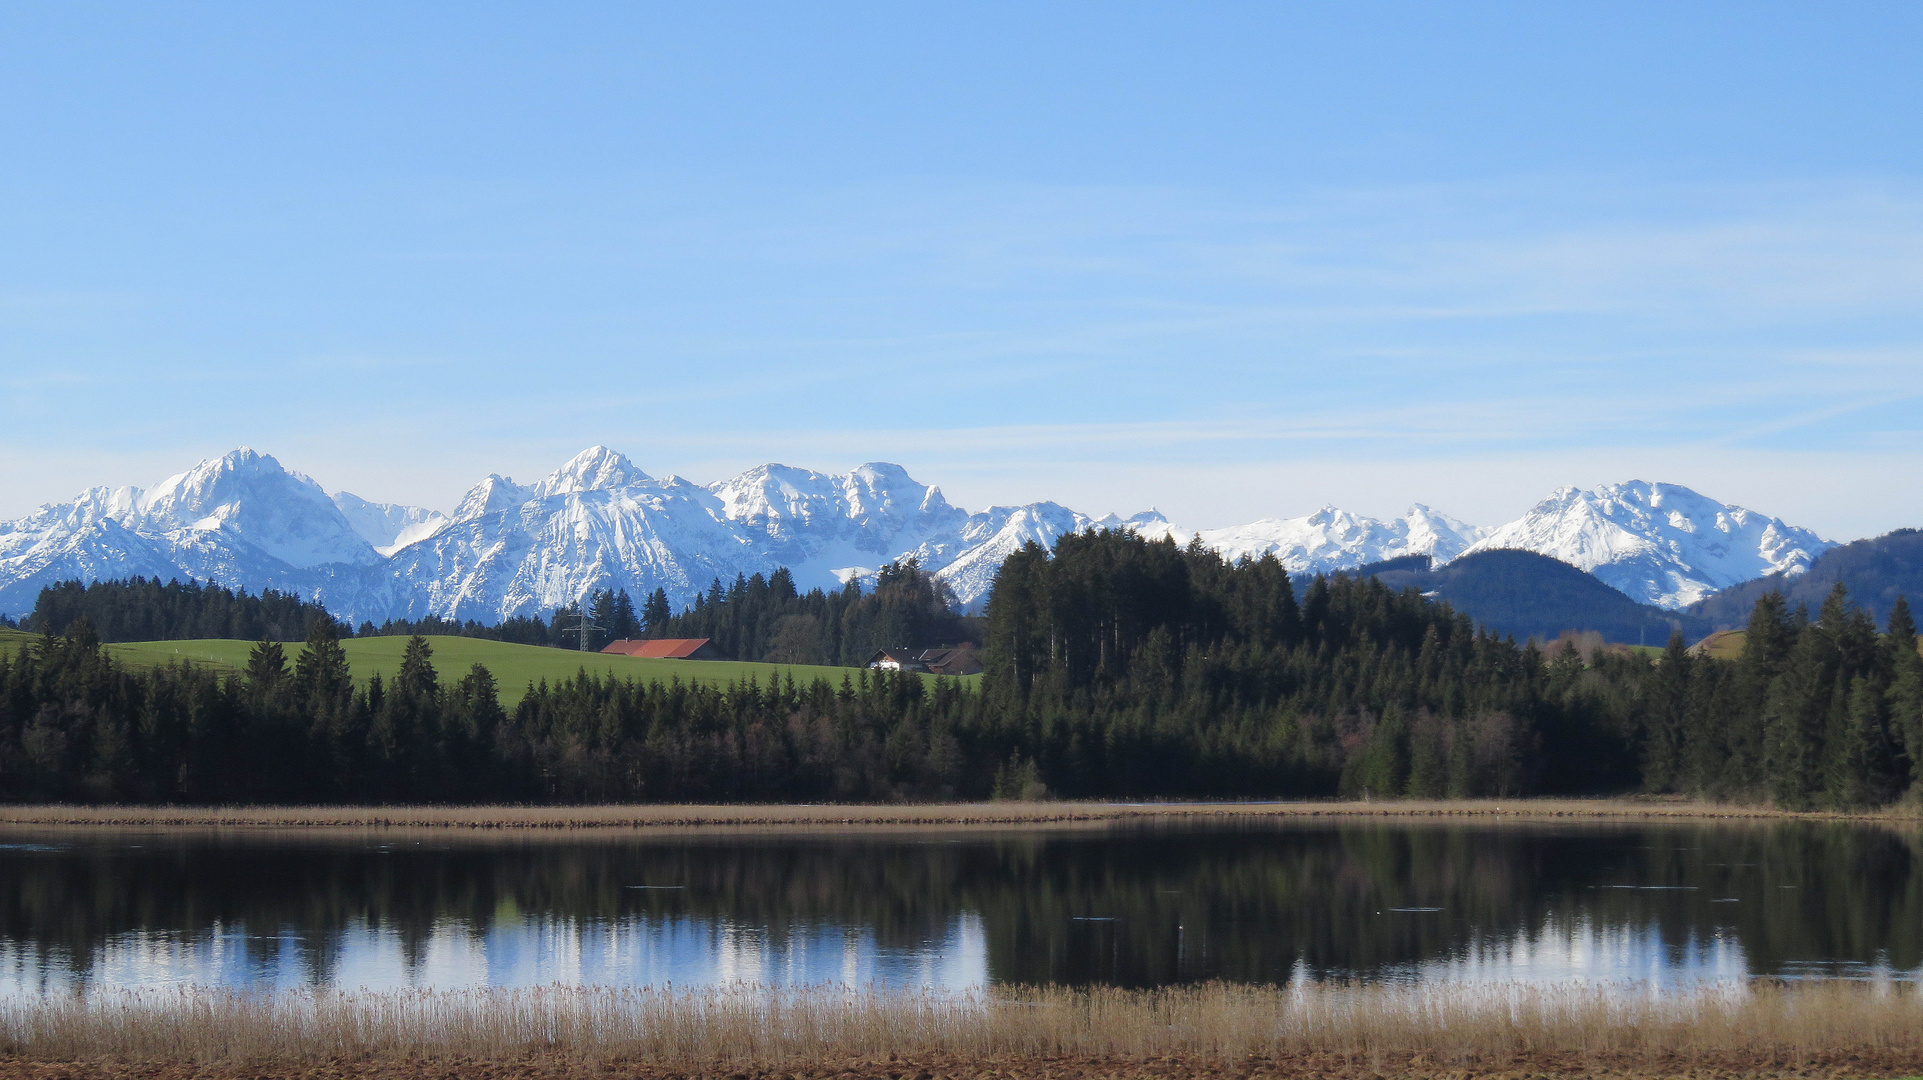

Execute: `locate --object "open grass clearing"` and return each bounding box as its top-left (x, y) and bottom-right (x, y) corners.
top-left (1, 632), bottom-right (973, 707)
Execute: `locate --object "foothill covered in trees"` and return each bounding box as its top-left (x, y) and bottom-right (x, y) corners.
top-left (2, 530), bottom-right (1919, 808)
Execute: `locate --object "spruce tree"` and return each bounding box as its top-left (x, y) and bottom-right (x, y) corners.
top-left (246, 639), bottom-right (288, 690)
top-left (643, 588), bottom-right (672, 635)
top-left (293, 617), bottom-right (352, 702)
top-left (397, 635), bottom-right (438, 700)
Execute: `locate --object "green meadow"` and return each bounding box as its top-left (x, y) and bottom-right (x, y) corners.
top-left (0, 629), bottom-right (973, 707)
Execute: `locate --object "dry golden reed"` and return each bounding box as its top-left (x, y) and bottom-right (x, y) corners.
top-left (4, 981), bottom-right (1921, 1065)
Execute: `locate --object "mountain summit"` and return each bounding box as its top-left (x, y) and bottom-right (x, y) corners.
top-left (0, 451), bottom-right (1843, 622)
top-left (1459, 480), bottom-right (1834, 608)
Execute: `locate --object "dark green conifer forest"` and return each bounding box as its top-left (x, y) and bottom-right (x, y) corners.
top-left (2, 530), bottom-right (1918, 806)
top-left (26, 578), bottom-right (344, 643)
top-left (654, 561), bottom-right (979, 664)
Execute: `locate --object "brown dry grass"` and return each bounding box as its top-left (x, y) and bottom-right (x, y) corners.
top-left (3, 797), bottom-right (1920, 830)
top-left (4, 982), bottom-right (1922, 1075)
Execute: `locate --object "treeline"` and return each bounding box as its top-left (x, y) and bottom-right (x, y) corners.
top-left (358, 561), bottom-right (977, 664)
top-left (25, 579), bottom-right (344, 644)
top-left (655, 561), bottom-right (979, 665)
top-left (2, 530), bottom-right (1918, 806)
top-left (0, 618), bottom-right (970, 803)
top-left (1577, 589), bottom-right (1923, 810)
top-left (978, 532), bottom-right (1921, 807)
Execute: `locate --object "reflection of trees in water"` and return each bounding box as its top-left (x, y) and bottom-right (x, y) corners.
top-left (0, 822), bottom-right (1915, 988)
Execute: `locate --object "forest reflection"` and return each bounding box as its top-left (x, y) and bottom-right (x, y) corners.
top-left (0, 820), bottom-right (1917, 994)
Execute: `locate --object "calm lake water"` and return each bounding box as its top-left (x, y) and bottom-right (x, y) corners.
top-left (1, 819), bottom-right (1918, 995)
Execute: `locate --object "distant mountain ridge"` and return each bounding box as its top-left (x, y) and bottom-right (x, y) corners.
top-left (1688, 528), bottom-right (1923, 631)
top-left (1461, 481), bottom-right (1832, 608)
top-left (0, 448), bottom-right (1851, 626)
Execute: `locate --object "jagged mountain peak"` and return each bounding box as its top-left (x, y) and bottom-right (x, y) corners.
top-left (1460, 480), bottom-right (1835, 608)
top-left (133, 448), bottom-right (379, 569)
top-left (533, 446), bottom-right (651, 497)
top-left (841, 462), bottom-right (955, 522)
top-left (708, 461), bottom-right (964, 559)
top-left (1175, 504), bottom-right (1487, 573)
top-left (0, 450), bottom-right (1854, 628)
top-left (452, 474), bottom-right (532, 523)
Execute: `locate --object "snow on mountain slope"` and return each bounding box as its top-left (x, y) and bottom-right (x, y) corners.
top-left (708, 462), bottom-right (970, 592)
top-left (0, 449), bottom-right (385, 617)
top-left (1141, 505), bottom-right (1486, 574)
top-left (395, 451), bottom-right (1094, 618)
top-left (0, 448), bottom-right (1847, 626)
top-left (1459, 481), bottom-right (1835, 608)
top-left (452, 474), bottom-right (535, 523)
top-left (132, 449), bottom-right (383, 569)
top-left (379, 447), bottom-right (750, 622)
top-left (0, 516), bottom-right (190, 616)
top-left (912, 502), bottom-right (1096, 610)
top-left (330, 492), bottom-right (448, 556)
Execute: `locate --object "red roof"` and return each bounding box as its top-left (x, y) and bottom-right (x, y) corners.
top-left (601, 638), bottom-right (714, 659)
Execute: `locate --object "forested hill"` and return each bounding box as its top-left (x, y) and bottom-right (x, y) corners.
top-left (1690, 529), bottom-right (1923, 632)
top-left (1, 529), bottom-right (1919, 807)
top-left (1346, 550), bottom-right (1712, 646)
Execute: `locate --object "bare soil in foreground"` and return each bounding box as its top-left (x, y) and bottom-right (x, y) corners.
top-left (5, 1051), bottom-right (1923, 1080)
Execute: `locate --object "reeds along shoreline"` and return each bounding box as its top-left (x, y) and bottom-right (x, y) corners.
top-left (4, 982), bottom-right (1922, 1066)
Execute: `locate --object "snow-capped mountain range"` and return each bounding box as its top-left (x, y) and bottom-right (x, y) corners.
top-left (0, 448), bottom-right (1838, 622)
top-left (1458, 481), bottom-right (1834, 608)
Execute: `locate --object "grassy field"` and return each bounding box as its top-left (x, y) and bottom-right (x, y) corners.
top-left (3, 981), bottom-right (1920, 1075)
top-left (1690, 626), bottom-right (1923, 662)
top-left (0, 630), bottom-right (973, 707)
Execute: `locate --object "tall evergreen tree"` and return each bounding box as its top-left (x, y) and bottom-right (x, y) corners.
top-left (643, 588), bottom-right (672, 636)
top-left (293, 616), bottom-right (352, 703)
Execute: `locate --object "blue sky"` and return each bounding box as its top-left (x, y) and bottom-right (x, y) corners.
top-left (4, 2), bottom-right (1921, 538)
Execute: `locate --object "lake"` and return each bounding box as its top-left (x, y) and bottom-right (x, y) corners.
top-left (1, 819), bottom-right (1917, 995)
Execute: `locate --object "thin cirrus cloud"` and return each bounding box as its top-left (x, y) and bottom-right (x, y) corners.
top-left (1, 176), bottom-right (1921, 541)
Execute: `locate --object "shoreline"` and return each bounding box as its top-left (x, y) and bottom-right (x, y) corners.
top-left (3, 983), bottom-right (1920, 1078)
top-left (6, 1051), bottom-right (1923, 1080)
top-left (1, 796), bottom-right (1919, 830)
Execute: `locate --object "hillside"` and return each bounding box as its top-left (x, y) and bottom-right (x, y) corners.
top-left (1, 632), bottom-right (969, 707)
top-left (1690, 528), bottom-right (1923, 631)
top-left (1353, 549), bottom-right (1712, 645)
top-left (1688, 627), bottom-right (1923, 662)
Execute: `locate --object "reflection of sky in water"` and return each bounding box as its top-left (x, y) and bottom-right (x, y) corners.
top-left (8, 910), bottom-right (1918, 998)
top-left (0, 914), bottom-right (989, 997)
top-left (1395, 915), bottom-right (1751, 988)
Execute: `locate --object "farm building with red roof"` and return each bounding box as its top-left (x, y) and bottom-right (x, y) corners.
top-left (600, 638), bottom-right (727, 660)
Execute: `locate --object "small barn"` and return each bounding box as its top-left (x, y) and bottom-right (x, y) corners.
top-left (865, 647), bottom-right (927, 673)
top-left (602, 638), bottom-right (727, 660)
top-left (913, 645), bottom-right (982, 676)
top-left (865, 645), bottom-right (983, 676)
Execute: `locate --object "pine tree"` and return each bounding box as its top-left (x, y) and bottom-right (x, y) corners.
top-left (1829, 675), bottom-right (1896, 808)
top-left (1642, 631), bottom-right (1690, 792)
top-left (293, 617), bottom-right (352, 702)
top-left (1884, 594), bottom-right (1922, 797)
top-left (397, 635), bottom-right (438, 700)
top-left (246, 639), bottom-right (288, 690)
top-left (611, 590), bottom-right (640, 640)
